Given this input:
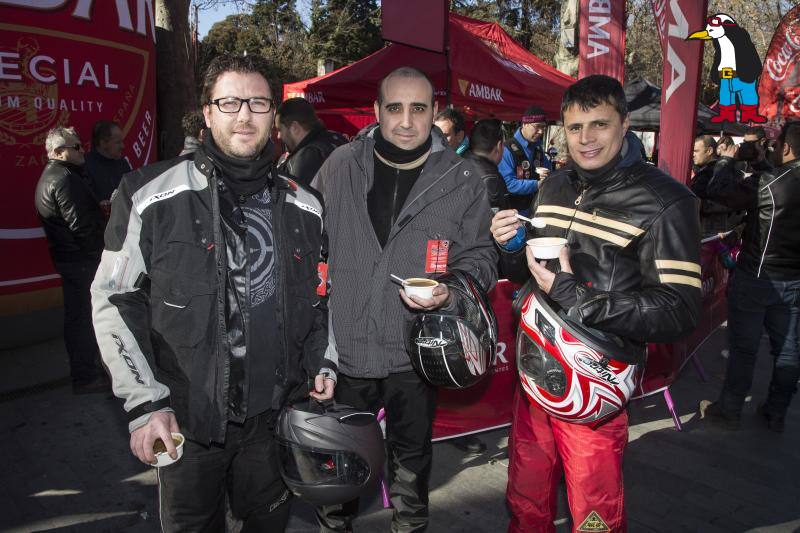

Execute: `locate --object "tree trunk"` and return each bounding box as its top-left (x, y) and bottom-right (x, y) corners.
top-left (155, 0), bottom-right (195, 160)
top-left (554, 0), bottom-right (578, 77)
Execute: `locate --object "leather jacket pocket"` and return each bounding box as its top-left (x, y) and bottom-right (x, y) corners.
top-left (151, 268), bottom-right (215, 347)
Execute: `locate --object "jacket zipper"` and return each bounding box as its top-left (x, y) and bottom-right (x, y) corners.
top-left (273, 187), bottom-right (290, 403)
top-left (210, 171), bottom-right (229, 441)
top-left (564, 186), bottom-right (586, 241)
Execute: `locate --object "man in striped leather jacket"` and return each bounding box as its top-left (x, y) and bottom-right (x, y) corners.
top-left (491, 75), bottom-right (701, 532)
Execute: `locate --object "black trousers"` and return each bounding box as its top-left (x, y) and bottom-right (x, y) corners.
top-left (54, 260), bottom-right (104, 384)
top-left (158, 410), bottom-right (291, 532)
top-left (317, 371), bottom-right (437, 533)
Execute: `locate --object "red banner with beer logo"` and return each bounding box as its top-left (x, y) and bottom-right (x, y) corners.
top-left (655, 0), bottom-right (707, 185)
top-left (578, 0), bottom-right (626, 83)
top-left (0, 1), bottom-right (157, 321)
top-left (758, 5), bottom-right (800, 124)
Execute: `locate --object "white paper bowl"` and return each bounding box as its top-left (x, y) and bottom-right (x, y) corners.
top-left (152, 432), bottom-right (185, 468)
top-left (403, 278), bottom-right (439, 300)
top-left (527, 237), bottom-right (567, 259)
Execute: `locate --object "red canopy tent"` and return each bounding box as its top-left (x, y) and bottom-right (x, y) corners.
top-left (283, 13), bottom-right (574, 134)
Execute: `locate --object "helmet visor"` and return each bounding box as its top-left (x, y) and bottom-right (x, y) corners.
top-left (517, 328), bottom-right (567, 397)
top-left (278, 440), bottom-right (371, 487)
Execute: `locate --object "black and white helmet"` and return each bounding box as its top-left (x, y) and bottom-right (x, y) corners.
top-left (407, 270), bottom-right (497, 389)
top-left (276, 401), bottom-right (385, 506)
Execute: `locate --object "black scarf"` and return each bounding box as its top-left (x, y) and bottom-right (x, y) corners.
top-left (203, 133), bottom-right (275, 197)
top-left (373, 128), bottom-right (432, 164)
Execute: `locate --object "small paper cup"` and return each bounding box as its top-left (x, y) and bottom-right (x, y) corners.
top-left (403, 278), bottom-right (439, 300)
top-left (535, 167), bottom-right (548, 177)
top-left (527, 237), bottom-right (567, 259)
top-left (152, 432), bottom-right (185, 467)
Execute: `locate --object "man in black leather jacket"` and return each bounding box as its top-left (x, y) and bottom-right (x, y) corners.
top-left (463, 118), bottom-right (510, 211)
top-left (701, 121), bottom-right (800, 433)
top-left (690, 134), bottom-right (744, 236)
top-left (491, 75), bottom-right (701, 532)
top-left (276, 97), bottom-right (347, 186)
top-left (91, 55), bottom-right (335, 532)
top-left (34, 126), bottom-right (108, 394)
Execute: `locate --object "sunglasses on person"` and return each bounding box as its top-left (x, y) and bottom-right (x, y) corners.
top-left (208, 97), bottom-right (274, 114)
top-left (57, 143), bottom-right (84, 151)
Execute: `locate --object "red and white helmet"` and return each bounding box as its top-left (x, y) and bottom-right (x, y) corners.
top-left (516, 287), bottom-right (644, 425)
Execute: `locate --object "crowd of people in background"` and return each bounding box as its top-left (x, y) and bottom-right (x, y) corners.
top-left (31, 53), bottom-right (800, 532)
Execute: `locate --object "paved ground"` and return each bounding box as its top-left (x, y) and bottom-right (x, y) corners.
top-left (1, 324), bottom-right (798, 533)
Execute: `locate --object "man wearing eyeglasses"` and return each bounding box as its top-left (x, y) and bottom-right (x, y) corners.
top-left (35, 126), bottom-right (109, 395)
top-left (91, 55), bottom-right (335, 532)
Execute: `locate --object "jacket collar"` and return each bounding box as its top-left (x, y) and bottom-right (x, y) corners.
top-left (780, 157), bottom-right (800, 172)
top-left (514, 128), bottom-right (541, 154)
top-left (291, 124), bottom-right (325, 154)
top-left (48, 159), bottom-right (83, 173)
top-left (193, 145), bottom-right (291, 192)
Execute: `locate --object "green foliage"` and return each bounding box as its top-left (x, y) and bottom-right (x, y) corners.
top-left (200, 0), bottom-right (315, 94)
top-left (307, 0), bottom-right (383, 68)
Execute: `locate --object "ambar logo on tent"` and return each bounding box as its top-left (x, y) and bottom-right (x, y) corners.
top-left (458, 79), bottom-right (504, 102)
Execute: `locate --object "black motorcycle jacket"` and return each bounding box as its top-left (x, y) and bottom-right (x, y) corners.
top-left (463, 151), bottom-right (510, 210)
top-left (34, 160), bottom-right (105, 263)
top-left (500, 135), bottom-right (702, 353)
top-left (690, 160), bottom-right (746, 235)
top-left (277, 125), bottom-right (347, 186)
top-left (91, 146), bottom-right (333, 444)
top-left (707, 156), bottom-right (800, 280)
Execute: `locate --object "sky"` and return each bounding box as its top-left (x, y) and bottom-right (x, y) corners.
top-left (197, 1), bottom-right (314, 40)
top-left (197, 2), bottom-right (244, 39)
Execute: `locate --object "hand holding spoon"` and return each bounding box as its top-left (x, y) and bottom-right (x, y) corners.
top-left (515, 213), bottom-right (546, 228)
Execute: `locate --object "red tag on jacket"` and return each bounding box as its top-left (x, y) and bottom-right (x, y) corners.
top-left (425, 240), bottom-right (450, 273)
top-left (316, 262), bottom-right (328, 296)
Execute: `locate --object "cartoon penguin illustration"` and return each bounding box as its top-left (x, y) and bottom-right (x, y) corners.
top-left (688, 13), bottom-right (767, 124)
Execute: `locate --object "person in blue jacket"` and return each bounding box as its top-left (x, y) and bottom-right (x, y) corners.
top-left (498, 106), bottom-right (551, 211)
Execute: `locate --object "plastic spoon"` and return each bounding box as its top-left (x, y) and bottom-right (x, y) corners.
top-left (515, 213), bottom-right (546, 228)
top-left (390, 274), bottom-right (407, 286)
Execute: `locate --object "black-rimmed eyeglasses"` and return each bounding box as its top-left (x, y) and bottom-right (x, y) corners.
top-left (208, 97), bottom-right (274, 114)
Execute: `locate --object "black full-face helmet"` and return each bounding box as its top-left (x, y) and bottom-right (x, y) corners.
top-left (407, 270), bottom-right (498, 389)
top-left (276, 401), bottom-right (385, 507)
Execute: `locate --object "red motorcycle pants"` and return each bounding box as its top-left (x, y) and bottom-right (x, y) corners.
top-left (506, 388), bottom-right (628, 533)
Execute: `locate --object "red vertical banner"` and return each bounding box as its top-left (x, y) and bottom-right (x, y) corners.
top-left (758, 5), bottom-right (800, 125)
top-left (578, 0), bottom-right (626, 82)
top-left (651, 0), bottom-right (669, 49)
top-left (656, 0), bottom-right (708, 185)
top-left (0, 1), bottom-right (157, 316)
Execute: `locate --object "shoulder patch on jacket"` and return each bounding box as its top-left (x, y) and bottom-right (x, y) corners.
top-left (132, 160), bottom-right (207, 215)
top-left (284, 179), bottom-right (324, 224)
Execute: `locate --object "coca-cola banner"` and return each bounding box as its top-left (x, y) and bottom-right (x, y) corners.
top-left (656, 0), bottom-right (707, 184)
top-left (0, 1), bottom-right (157, 314)
top-left (758, 5), bottom-right (800, 124)
top-left (578, 0), bottom-right (626, 83)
